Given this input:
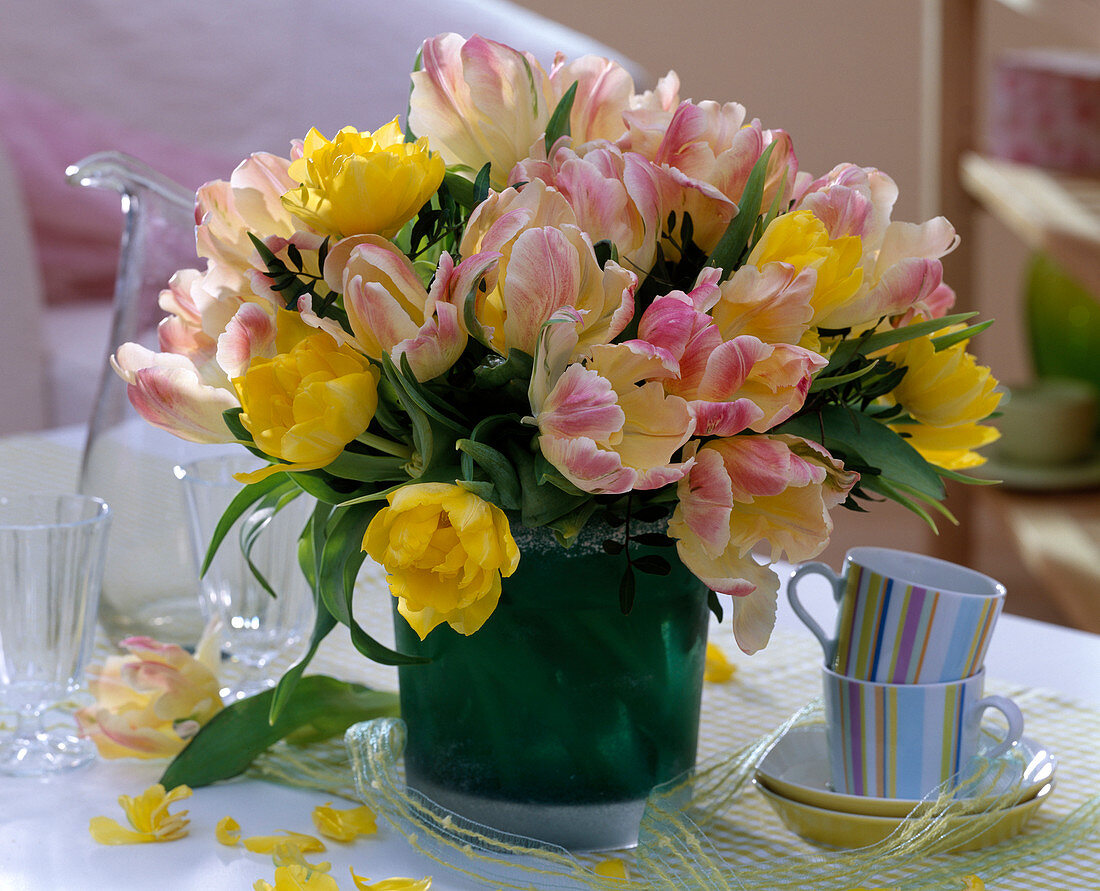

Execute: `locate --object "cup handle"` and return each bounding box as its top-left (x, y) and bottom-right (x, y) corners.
top-left (970, 695), bottom-right (1025, 761)
top-left (788, 561), bottom-right (843, 664)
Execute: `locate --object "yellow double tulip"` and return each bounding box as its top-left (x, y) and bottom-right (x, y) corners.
top-left (885, 332), bottom-right (1001, 470)
top-left (282, 120), bottom-right (444, 239)
top-left (888, 334), bottom-right (1001, 429)
top-left (747, 209), bottom-right (864, 333)
top-left (233, 326), bottom-right (380, 479)
top-left (363, 483), bottom-right (519, 639)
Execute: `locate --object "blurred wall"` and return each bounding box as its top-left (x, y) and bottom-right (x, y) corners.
top-left (516, 0), bottom-right (926, 215)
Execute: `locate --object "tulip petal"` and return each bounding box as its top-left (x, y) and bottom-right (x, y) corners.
top-left (828, 258), bottom-right (945, 330)
top-left (689, 398), bottom-right (765, 439)
top-left (552, 54), bottom-right (636, 144)
top-left (538, 433), bottom-right (638, 495)
top-left (529, 307), bottom-right (584, 415)
top-left (395, 301), bottom-right (467, 382)
top-left (695, 336), bottom-right (772, 402)
top-left (537, 363), bottom-right (624, 443)
top-left (364, 484), bottom-right (517, 639)
top-left (217, 302), bottom-right (278, 379)
top-left (312, 803), bottom-right (377, 842)
top-left (500, 226), bottom-right (582, 354)
top-left (672, 443), bottom-right (733, 557)
top-left (410, 33), bottom-right (552, 188)
top-left (670, 532), bottom-right (779, 652)
top-left (347, 279), bottom-right (420, 358)
top-left (726, 563), bottom-right (780, 654)
top-left (216, 816), bottom-right (241, 846)
top-left (704, 642), bottom-right (737, 683)
top-left (242, 831), bottom-right (326, 855)
top-left (111, 345), bottom-right (238, 444)
top-left (351, 874), bottom-right (433, 891)
top-left (712, 262), bottom-right (816, 345)
top-left (89, 816), bottom-right (161, 846)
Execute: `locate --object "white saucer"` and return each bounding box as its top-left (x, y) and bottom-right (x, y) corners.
top-left (754, 724), bottom-right (1055, 818)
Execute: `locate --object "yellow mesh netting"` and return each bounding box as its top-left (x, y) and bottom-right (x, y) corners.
top-left (326, 705), bottom-right (1098, 891)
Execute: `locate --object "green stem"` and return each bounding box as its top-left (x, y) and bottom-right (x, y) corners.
top-left (356, 431), bottom-right (413, 460)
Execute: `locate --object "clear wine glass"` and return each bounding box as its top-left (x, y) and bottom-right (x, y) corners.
top-left (175, 455), bottom-right (315, 700)
top-left (0, 495), bottom-right (111, 775)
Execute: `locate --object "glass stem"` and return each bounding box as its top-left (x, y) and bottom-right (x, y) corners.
top-left (13, 705), bottom-right (45, 742)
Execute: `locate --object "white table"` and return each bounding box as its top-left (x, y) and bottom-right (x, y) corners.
top-left (1, 430), bottom-right (1098, 889)
top-left (2, 590), bottom-right (1097, 890)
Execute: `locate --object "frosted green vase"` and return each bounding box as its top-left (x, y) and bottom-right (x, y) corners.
top-left (393, 520), bottom-right (710, 851)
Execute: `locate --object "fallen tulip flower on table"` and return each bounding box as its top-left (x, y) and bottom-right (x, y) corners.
top-left (75, 636), bottom-right (223, 760)
top-left (89, 783), bottom-right (193, 845)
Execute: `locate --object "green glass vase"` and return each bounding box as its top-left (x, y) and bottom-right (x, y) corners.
top-left (392, 520), bottom-right (710, 851)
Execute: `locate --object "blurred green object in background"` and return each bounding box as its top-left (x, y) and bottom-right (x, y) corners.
top-left (1025, 251), bottom-right (1100, 395)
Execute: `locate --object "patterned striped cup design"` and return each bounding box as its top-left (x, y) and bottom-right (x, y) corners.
top-left (823, 666), bottom-right (1024, 799)
top-left (788, 548), bottom-right (1005, 683)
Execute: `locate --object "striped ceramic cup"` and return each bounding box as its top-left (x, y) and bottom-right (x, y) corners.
top-left (788, 548), bottom-right (1005, 684)
top-left (822, 666), bottom-right (1024, 799)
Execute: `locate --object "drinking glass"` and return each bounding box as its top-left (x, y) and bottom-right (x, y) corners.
top-left (175, 455), bottom-right (315, 700)
top-left (0, 494), bottom-right (111, 775)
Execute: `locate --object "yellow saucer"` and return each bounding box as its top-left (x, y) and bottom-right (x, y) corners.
top-left (755, 780), bottom-right (1053, 851)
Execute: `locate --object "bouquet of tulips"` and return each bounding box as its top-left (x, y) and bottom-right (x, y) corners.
top-left (113, 33), bottom-right (1000, 713)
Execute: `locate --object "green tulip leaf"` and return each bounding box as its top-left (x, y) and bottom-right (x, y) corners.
top-left (324, 450), bottom-right (409, 483)
top-left (545, 499), bottom-right (599, 545)
top-left (456, 439), bottom-right (522, 510)
top-left (290, 472), bottom-right (371, 505)
top-left (779, 405), bottom-right (944, 503)
top-left (930, 319), bottom-right (995, 351)
top-left (161, 675), bottom-right (399, 790)
top-left (509, 443), bottom-right (589, 526)
top-left (808, 360), bottom-right (882, 394)
top-left (317, 506), bottom-right (427, 667)
top-left (544, 81), bottom-right (577, 154)
top-left (456, 479), bottom-right (499, 502)
top-left (268, 504), bottom-right (338, 720)
top-left (707, 142), bottom-right (776, 278)
top-left (199, 475), bottom-right (297, 577)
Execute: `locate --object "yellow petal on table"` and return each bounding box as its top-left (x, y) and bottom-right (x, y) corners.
top-left (89, 817), bottom-right (161, 846)
top-left (254, 864), bottom-right (341, 891)
top-left (272, 840), bottom-right (331, 873)
top-left (216, 816), bottom-right (241, 846)
top-left (89, 784), bottom-right (192, 845)
top-left (593, 857), bottom-right (629, 879)
top-left (350, 872), bottom-right (433, 891)
top-left (312, 802), bottom-right (378, 841)
top-left (243, 830), bottom-right (327, 854)
top-left (704, 642), bottom-right (736, 683)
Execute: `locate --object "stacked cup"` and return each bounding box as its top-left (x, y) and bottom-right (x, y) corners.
top-left (788, 547), bottom-right (1023, 801)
